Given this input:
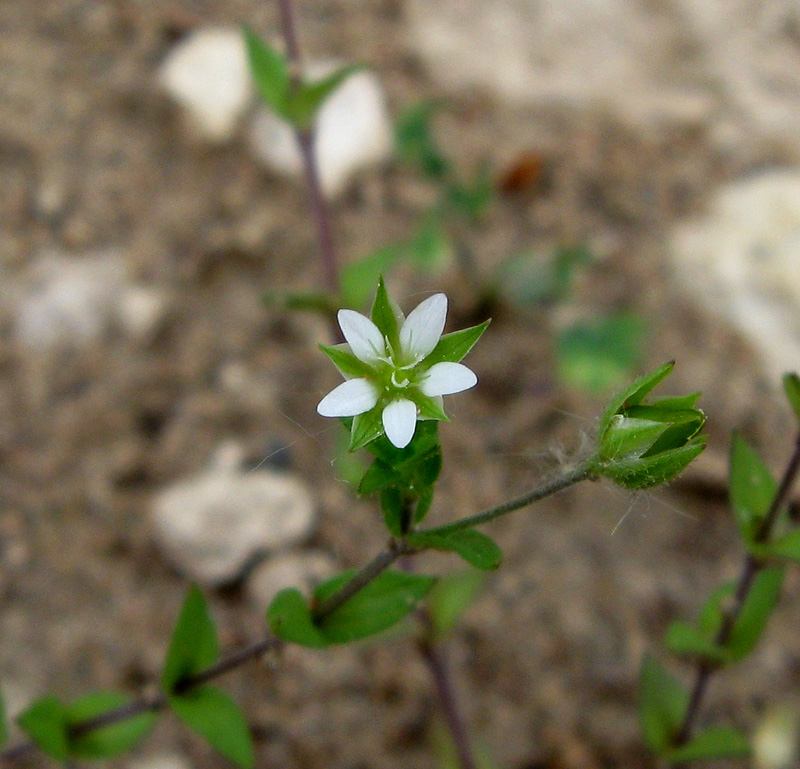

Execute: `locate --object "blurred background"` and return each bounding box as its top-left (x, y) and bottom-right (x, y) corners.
top-left (2, 1), bottom-right (800, 767)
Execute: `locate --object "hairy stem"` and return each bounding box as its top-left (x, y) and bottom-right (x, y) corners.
top-left (674, 432), bottom-right (800, 752)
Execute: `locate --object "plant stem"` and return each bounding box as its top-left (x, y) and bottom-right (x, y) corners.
top-left (420, 461), bottom-right (594, 536)
top-left (0, 464), bottom-right (591, 765)
top-left (417, 611), bottom-right (478, 769)
top-left (674, 432), bottom-right (800, 752)
top-left (276, 0), bottom-right (341, 300)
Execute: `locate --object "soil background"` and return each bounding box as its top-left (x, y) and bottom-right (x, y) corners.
top-left (2, 2), bottom-right (800, 768)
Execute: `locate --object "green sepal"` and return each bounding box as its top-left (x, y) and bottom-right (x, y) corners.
top-left (287, 65), bottom-right (364, 129)
top-left (410, 391), bottom-right (450, 422)
top-left (726, 566), bottom-right (784, 662)
top-left (320, 343), bottom-right (375, 380)
top-left (598, 416), bottom-right (668, 462)
top-left (242, 26), bottom-right (290, 119)
top-left (17, 696), bottom-right (70, 760)
top-left (598, 361), bottom-right (675, 438)
top-left (314, 570), bottom-right (436, 643)
top-left (783, 372), bottom-right (800, 424)
top-left (170, 686), bottom-right (254, 769)
top-left (66, 691), bottom-right (157, 759)
top-left (162, 586), bottom-right (220, 694)
top-left (424, 321), bottom-right (491, 368)
top-left (598, 435), bottom-right (706, 489)
top-left (649, 392), bottom-right (702, 410)
top-left (408, 529), bottom-right (502, 570)
top-left (638, 655), bottom-right (688, 755)
top-left (729, 434), bottom-right (777, 544)
top-left (349, 408), bottom-right (384, 451)
top-left (665, 621), bottom-right (728, 665)
top-left (267, 588), bottom-right (328, 648)
top-left (665, 727), bottom-right (750, 763)
top-left (370, 275), bottom-right (402, 351)
top-left (427, 570), bottom-right (485, 639)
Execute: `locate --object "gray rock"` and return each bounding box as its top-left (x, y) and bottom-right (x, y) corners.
top-left (248, 65), bottom-right (392, 198)
top-left (247, 550), bottom-right (338, 610)
top-left (669, 169), bottom-right (800, 382)
top-left (151, 443), bottom-right (316, 586)
top-left (159, 27), bottom-right (252, 143)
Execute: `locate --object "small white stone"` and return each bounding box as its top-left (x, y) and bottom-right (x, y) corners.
top-left (118, 285), bottom-right (167, 340)
top-left (247, 550), bottom-right (337, 610)
top-left (159, 27), bottom-right (252, 143)
top-left (128, 754), bottom-right (194, 769)
top-left (248, 65), bottom-right (392, 198)
top-left (151, 446), bottom-right (316, 585)
top-left (13, 250), bottom-right (127, 351)
top-left (669, 169), bottom-right (800, 382)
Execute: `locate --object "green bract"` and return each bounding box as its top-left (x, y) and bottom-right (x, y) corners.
top-left (592, 362), bottom-right (707, 489)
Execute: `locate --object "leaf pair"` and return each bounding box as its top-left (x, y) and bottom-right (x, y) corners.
top-left (268, 569), bottom-right (436, 648)
top-left (244, 26), bottom-right (362, 130)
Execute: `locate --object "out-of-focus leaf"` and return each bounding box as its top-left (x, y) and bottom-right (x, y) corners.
top-left (427, 570), bottom-right (485, 639)
top-left (666, 727), bottom-right (750, 763)
top-left (729, 434), bottom-right (777, 543)
top-left (408, 529), bottom-right (502, 570)
top-left (727, 566), bottom-right (784, 662)
top-left (267, 588), bottom-right (328, 648)
top-left (638, 656), bottom-right (688, 755)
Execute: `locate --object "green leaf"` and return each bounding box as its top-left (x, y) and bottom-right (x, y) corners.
top-left (314, 570), bottom-right (436, 643)
top-left (665, 622), bottom-right (728, 665)
top-left (698, 582), bottom-right (736, 637)
top-left (17, 696), bottom-right (69, 760)
top-left (414, 484), bottom-right (434, 524)
top-left (638, 656), bottom-right (688, 755)
top-left (729, 434), bottom-right (777, 543)
top-left (171, 686), bottom-right (254, 769)
top-left (320, 343), bottom-right (375, 380)
top-left (427, 570), bottom-right (485, 639)
top-left (267, 588), bottom-right (328, 648)
top-left (364, 419), bottom-right (440, 464)
top-left (66, 691), bottom-right (157, 759)
top-left (765, 529), bottom-right (800, 563)
top-left (666, 727), bottom-right (750, 763)
top-left (783, 372), bottom-right (800, 424)
top-left (395, 101), bottom-right (450, 179)
top-left (288, 65), bottom-right (363, 129)
top-left (727, 566), bottom-right (784, 662)
top-left (341, 245), bottom-right (401, 309)
top-left (408, 529), bottom-right (502, 570)
top-left (370, 276), bottom-right (401, 350)
top-left (413, 447), bottom-right (443, 487)
top-left (380, 487), bottom-right (406, 536)
top-left (556, 314), bottom-right (645, 393)
top-left (598, 361), bottom-right (675, 438)
top-left (162, 586), bottom-right (220, 694)
top-left (424, 320), bottom-right (491, 368)
top-left (0, 686), bottom-right (7, 748)
top-left (243, 26), bottom-right (290, 119)
top-left (359, 459), bottom-right (399, 495)
top-left (350, 407), bottom-right (385, 451)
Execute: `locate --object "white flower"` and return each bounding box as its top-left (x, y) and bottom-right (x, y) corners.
top-left (317, 283), bottom-right (487, 450)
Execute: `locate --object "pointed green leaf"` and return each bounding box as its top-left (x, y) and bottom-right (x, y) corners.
top-left (638, 656), bottom-right (688, 755)
top-left (665, 622), bottom-right (728, 665)
top-left (427, 570), bottom-right (485, 639)
top-left (341, 245), bottom-right (401, 309)
top-left (729, 435), bottom-right (777, 543)
top-left (314, 570), bottom-right (436, 643)
top-left (727, 566), bottom-right (784, 662)
top-left (320, 343), bottom-right (375, 380)
top-left (171, 686), bottom-right (254, 769)
top-left (424, 320), bottom-right (490, 368)
top-left (413, 447), bottom-right (443, 487)
top-left (598, 361), bottom-right (675, 437)
top-left (783, 372), bottom-right (800, 424)
top-left (698, 582), bottom-right (736, 637)
top-left (359, 459), bottom-right (399, 495)
top-left (765, 529), bottom-right (800, 563)
top-left (666, 727), bottom-right (750, 763)
top-left (370, 276), bottom-right (401, 350)
top-left (408, 529), bottom-right (502, 570)
top-left (17, 696), bottom-right (69, 760)
top-left (380, 487), bottom-right (406, 536)
top-left (243, 26), bottom-right (290, 118)
top-left (267, 588), bottom-right (328, 648)
top-left (414, 484), bottom-right (434, 524)
top-left (350, 407), bottom-right (385, 451)
top-left (288, 65), bottom-right (364, 129)
top-left (0, 686), bottom-right (6, 748)
top-left (162, 586), bottom-right (220, 694)
top-left (67, 691), bottom-right (157, 759)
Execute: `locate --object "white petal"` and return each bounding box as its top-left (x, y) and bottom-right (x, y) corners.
top-left (382, 399), bottom-right (418, 449)
top-left (420, 362), bottom-right (477, 396)
top-left (399, 293), bottom-right (447, 362)
top-left (317, 378), bottom-right (379, 417)
top-left (338, 309), bottom-right (386, 364)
